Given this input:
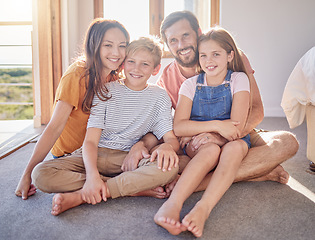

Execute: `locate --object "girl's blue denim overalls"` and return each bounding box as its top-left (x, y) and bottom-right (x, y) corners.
top-left (190, 70), bottom-right (251, 148)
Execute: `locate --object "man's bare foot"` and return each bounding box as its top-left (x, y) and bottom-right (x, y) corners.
top-left (51, 192), bottom-right (84, 216)
top-left (249, 165), bottom-right (290, 184)
top-left (132, 186), bottom-right (167, 199)
top-left (182, 201), bottom-right (209, 238)
top-left (165, 175), bottom-right (180, 196)
top-left (154, 201), bottom-right (186, 235)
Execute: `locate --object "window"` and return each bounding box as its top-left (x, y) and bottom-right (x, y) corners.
top-left (102, 0), bottom-right (219, 40)
top-left (104, 0), bottom-right (149, 40)
top-left (0, 0), bottom-right (33, 120)
top-left (0, 0), bottom-right (32, 67)
top-left (164, 0), bottom-right (211, 31)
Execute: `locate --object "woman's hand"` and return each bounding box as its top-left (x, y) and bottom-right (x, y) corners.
top-left (15, 173), bottom-right (36, 200)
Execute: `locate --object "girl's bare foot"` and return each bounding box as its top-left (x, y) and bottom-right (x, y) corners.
top-left (132, 186), bottom-right (167, 199)
top-left (51, 192), bottom-right (84, 216)
top-left (249, 165), bottom-right (290, 184)
top-left (154, 201), bottom-right (186, 235)
top-left (182, 201), bottom-right (209, 238)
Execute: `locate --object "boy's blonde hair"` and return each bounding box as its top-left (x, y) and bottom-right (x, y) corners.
top-left (126, 37), bottom-right (162, 68)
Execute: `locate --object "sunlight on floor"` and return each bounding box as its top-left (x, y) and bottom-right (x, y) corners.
top-left (287, 176), bottom-right (315, 203)
top-left (0, 120), bottom-right (43, 159)
top-left (0, 120), bottom-right (33, 145)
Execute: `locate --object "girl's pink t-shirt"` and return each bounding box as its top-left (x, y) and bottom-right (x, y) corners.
top-left (178, 72), bottom-right (250, 102)
top-left (157, 52), bottom-right (254, 109)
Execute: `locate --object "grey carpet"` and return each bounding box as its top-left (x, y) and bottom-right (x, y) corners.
top-left (0, 117), bottom-right (314, 240)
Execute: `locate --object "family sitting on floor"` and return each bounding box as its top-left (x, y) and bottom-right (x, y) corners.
top-left (15, 11), bottom-right (298, 238)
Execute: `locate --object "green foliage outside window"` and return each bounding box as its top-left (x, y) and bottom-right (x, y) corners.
top-left (0, 68), bottom-right (33, 120)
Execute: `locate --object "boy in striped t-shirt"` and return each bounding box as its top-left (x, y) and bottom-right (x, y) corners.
top-left (33, 37), bottom-right (179, 216)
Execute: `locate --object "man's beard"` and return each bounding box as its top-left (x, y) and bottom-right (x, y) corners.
top-left (173, 46), bottom-right (198, 68)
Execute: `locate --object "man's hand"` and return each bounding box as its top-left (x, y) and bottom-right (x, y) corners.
top-left (150, 143), bottom-right (179, 172)
top-left (121, 141), bottom-right (150, 171)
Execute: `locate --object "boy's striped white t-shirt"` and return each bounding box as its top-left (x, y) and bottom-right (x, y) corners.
top-left (87, 80), bottom-right (173, 151)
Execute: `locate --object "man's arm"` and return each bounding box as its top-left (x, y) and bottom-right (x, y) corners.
top-left (242, 73), bottom-right (264, 136)
top-left (239, 51), bottom-right (264, 136)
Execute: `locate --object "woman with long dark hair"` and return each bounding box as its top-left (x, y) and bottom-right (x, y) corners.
top-left (15, 18), bottom-right (129, 200)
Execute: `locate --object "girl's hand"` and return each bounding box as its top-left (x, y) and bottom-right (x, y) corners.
top-left (81, 174), bottom-right (107, 205)
top-left (216, 121), bottom-right (240, 141)
top-left (179, 136), bottom-right (192, 149)
top-left (150, 143), bottom-right (179, 172)
top-left (15, 174), bottom-right (37, 200)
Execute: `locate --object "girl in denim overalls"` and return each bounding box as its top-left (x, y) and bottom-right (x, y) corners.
top-left (155, 27), bottom-right (251, 238)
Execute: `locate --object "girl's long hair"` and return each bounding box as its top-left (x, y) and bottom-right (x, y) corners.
top-left (198, 27), bottom-right (246, 74)
top-left (81, 18), bottom-right (130, 113)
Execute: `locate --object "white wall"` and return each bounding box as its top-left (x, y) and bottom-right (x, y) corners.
top-left (63, 0), bottom-right (315, 117)
top-left (61, 0), bottom-right (94, 72)
top-left (220, 0), bottom-right (315, 116)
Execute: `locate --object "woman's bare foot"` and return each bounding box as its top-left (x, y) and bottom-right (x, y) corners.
top-left (51, 191), bottom-right (84, 216)
top-left (249, 165), bottom-right (290, 184)
top-left (132, 186), bottom-right (167, 199)
top-left (154, 201), bottom-right (186, 235)
top-left (182, 201), bottom-right (209, 238)
top-left (165, 175), bottom-right (180, 196)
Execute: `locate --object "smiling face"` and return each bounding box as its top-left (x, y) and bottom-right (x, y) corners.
top-left (124, 49), bottom-right (160, 91)
top-left (199, 39), bottom-right (234, 83)
top-left (164, 19), bottom-right (198, 68)
top-left (99, 27), bottom-right (128, 77)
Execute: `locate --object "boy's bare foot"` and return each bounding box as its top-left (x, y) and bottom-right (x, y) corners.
top-left (132, 186), bottom-right (167, 199)
top-left (51, 192), bottom-right (84, 216)
top-left (182, 201), bottom-right (209, 238)
top-left (249, 165), bottom-right (290, 184)
top-left (154, 201), bottom-right (186, 235)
